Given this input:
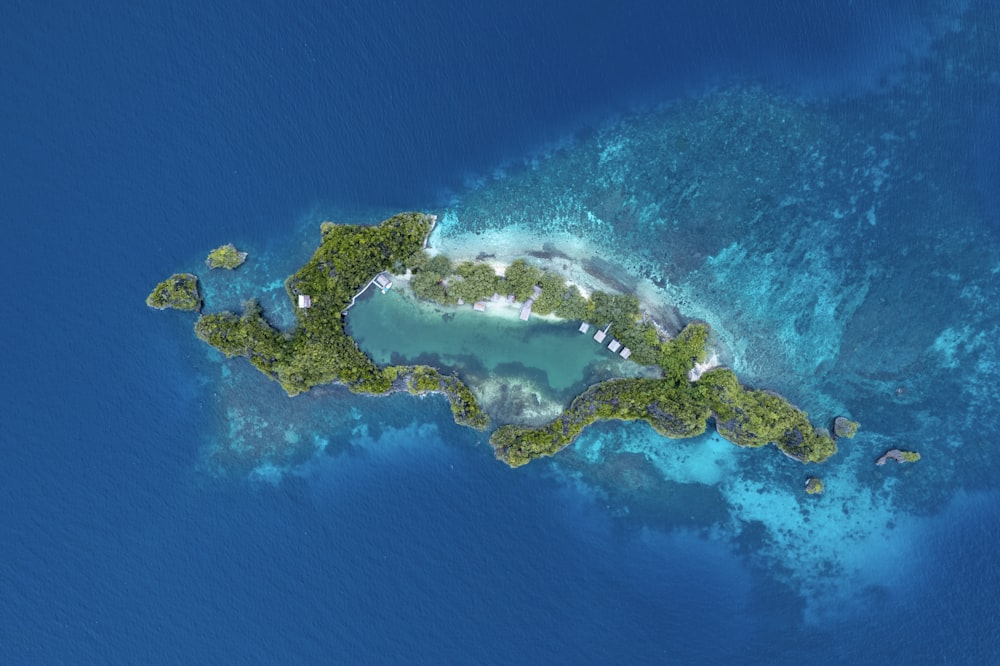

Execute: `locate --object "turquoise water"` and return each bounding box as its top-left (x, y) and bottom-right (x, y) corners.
top-left (347, 286), bottom-right (648, 424)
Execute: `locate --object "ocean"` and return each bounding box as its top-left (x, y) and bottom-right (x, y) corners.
top-left (3, 1), bottom-right (999, 663)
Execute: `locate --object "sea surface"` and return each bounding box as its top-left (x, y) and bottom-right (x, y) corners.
top-left (3, 1), bottom-right (1000, 663)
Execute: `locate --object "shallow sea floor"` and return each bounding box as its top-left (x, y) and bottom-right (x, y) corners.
top-left (191, 3), bottom-right (1000, 641)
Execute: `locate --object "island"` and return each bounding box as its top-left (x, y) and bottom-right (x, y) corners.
top-left (149, 211), bottom-right (839, 468)
top-left (146, 273), bottom-right (202, 312)
top-left (206, 243), bottom-right (248, 270)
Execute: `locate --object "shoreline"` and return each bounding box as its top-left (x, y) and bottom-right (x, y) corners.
top-left (390, 267), bottom-right (566, 324)
top-left (424, 224), bottom-right (716, 352)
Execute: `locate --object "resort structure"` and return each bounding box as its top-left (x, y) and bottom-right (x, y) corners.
top-left (298, 294), bottom-right (311, 309)
top-left (374, 273), bottom-right (392, 293)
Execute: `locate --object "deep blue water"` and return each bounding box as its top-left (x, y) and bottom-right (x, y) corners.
top-left (3, 1), bottom-right (1000, 663)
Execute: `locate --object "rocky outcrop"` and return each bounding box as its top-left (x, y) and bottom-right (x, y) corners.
top-left (833, 416), bottom-right (859, 438)
top-left (804, 477), bottom-right (825, 494)
top-left (876, 448), bottom-right (921, 465)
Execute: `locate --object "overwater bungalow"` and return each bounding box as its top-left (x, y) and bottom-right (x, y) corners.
top-left (593, 323), bottom-right (611, 344)
top-left (579, 322), bottom-right (591, 334)
top-left (298, 294), bottom-right (312, 309)
top-left (608, 339), bottom-right (622, 353)
top-left (620, 347), bottom-right (632, 359)
top-left (473, 301), bottom-right (487, 312)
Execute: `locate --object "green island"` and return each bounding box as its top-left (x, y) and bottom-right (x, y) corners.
top-left (148, 211), bottom-right (838, 468)
top-left (206, 243), bottom-right (248, 270)
top-left (804, 477), bottom-right (825, 495)
top-left (146, 273), bottom-right (202, 312)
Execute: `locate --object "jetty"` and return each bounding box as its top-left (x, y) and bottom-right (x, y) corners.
top-left (342, 271), bottom-right (396, 313)
top-left (519, 284), bottom-right (544, 321)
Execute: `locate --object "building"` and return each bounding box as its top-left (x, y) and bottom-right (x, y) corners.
top-left (594, 323), bottom-right (611, 344)
top-left (579, 322), bottom-right (591, 334)
top-left (620, 347), bottom-right (632, 359)
top-left (374, 273), bottom-right (392, 293)
top-left (608, 339), bottom-right (622, 353)
top-left (298, 294), bottom-right (312, 309)
top-left (473, 301), bottom-right (487, 312)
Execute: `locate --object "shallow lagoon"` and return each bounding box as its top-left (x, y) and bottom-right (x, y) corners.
top-left (347, 286), bottom-right (648, 422)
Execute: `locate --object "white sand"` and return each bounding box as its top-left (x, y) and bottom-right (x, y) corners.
top-left (688, 351), bottom-right (720, 381)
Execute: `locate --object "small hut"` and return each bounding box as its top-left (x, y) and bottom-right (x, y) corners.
top-left (594, 323), bottom-right (611, 344)
top-left (608, 339), bottom-right (622, 353)
top-left (620, 348), bottom-right (632, 359)
top-left (578, 322), bottom-right (591, 334)
top-left (298, 294), bottom-right (312, 309)
top-left (473, 301), bottom-right (487, 312)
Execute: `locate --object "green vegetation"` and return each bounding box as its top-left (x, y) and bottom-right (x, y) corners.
top-left (489, 322), bottom-right (836, 467)
top-left (190, 213), bottom-right (489, 429)
top-left (805, 477), bottom-right (825, 495)
top-left (150, 210), bottom-right (836, 471)
top-left (405, 365), bottom-right (489, 429)
top-left (146, 273), bottom-right (202, 312)
top-left (407, 254), bottom-right (663, 365)
top-left (206, 243), bottom-right (248, 270)
top-left (900, 450), bottom-right (921, 463)
top-left (833, 416), bottom-right (860, 438)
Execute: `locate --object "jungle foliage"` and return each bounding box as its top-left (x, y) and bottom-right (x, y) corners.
top-left (190, 213), bottom-right (486, 430)
top-left (161, 211), bottom-right (833, 469)
top-left (489, 322), bottom-right (836, 468)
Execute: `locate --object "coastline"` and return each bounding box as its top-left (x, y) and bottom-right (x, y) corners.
top-left (426, 221), bottom-right (727, 361)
